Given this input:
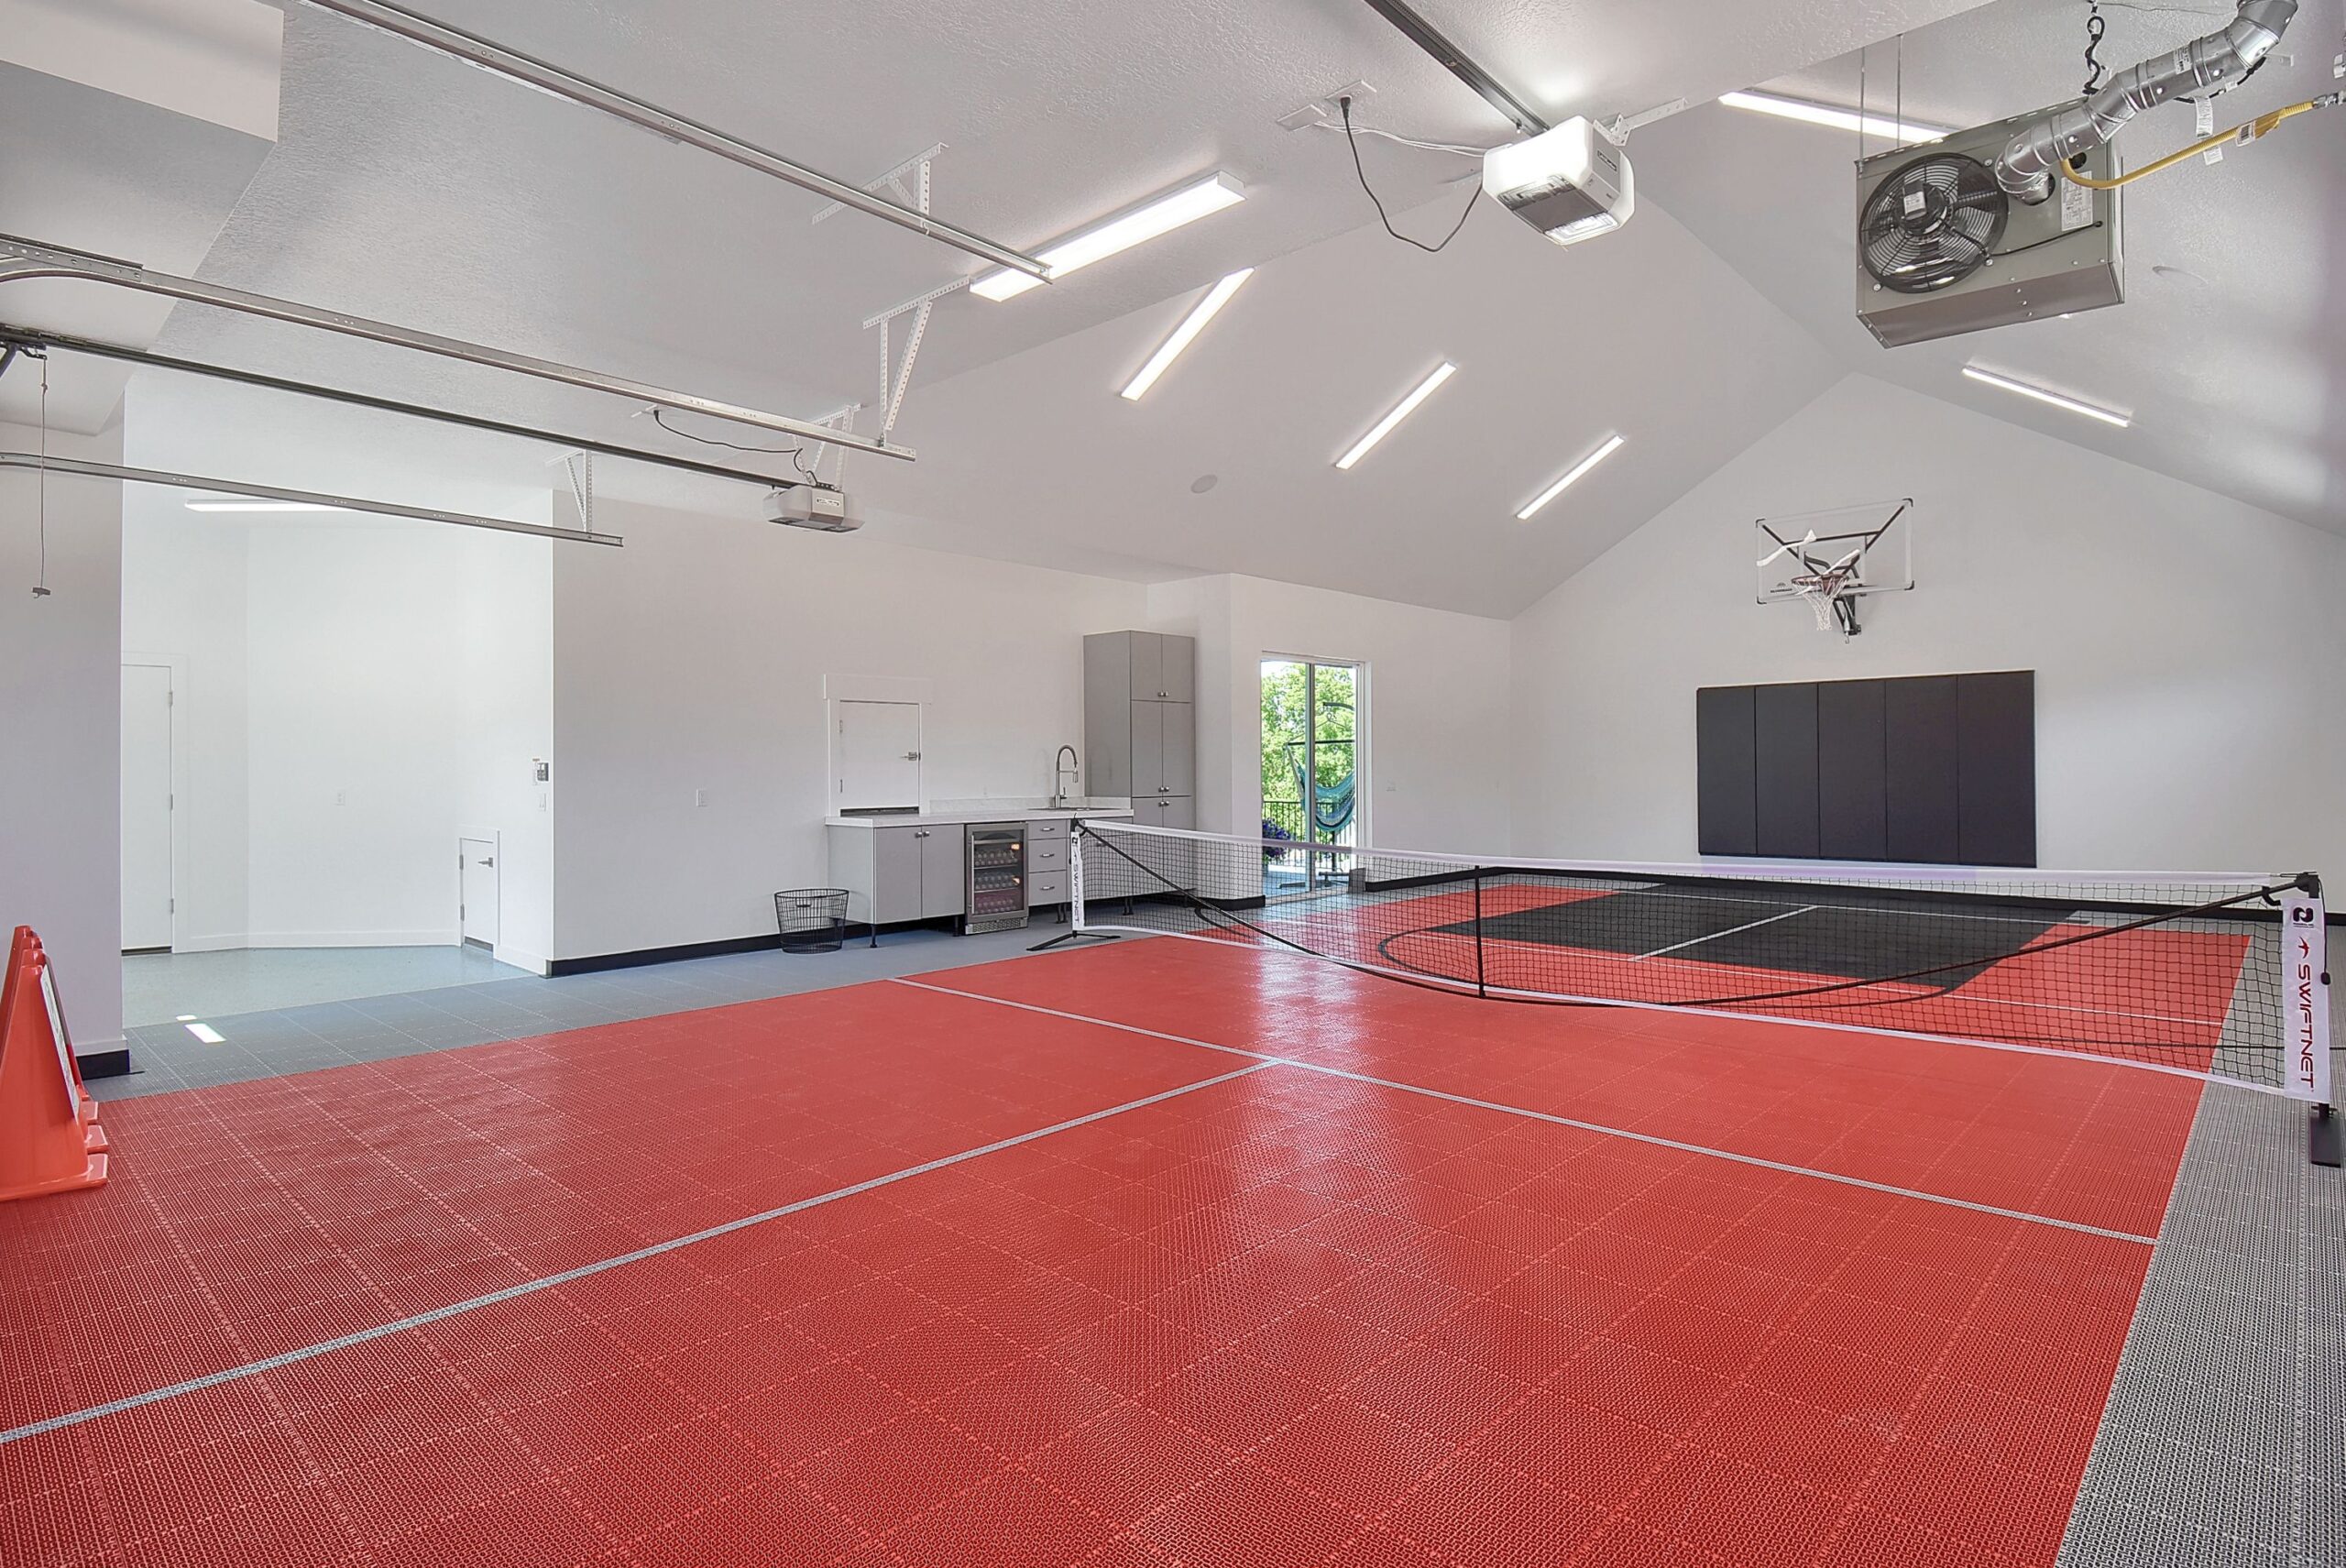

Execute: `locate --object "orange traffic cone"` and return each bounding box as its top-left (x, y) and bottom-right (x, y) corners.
top-left (0, 927), bottom-right (108, 1201)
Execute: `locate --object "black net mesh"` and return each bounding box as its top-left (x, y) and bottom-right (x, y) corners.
top-left (1073, 822), bottom-right (2315, 1093)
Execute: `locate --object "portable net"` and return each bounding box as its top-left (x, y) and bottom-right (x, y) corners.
top-left (1072, 820), bottom-right (2327, 1097)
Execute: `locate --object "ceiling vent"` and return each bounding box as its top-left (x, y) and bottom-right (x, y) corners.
top-left (1856, 104), bottom-right (2121, 347)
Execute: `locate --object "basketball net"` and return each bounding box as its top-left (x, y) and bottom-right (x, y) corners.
top-left (1791, 567), bottom-right (1857, 632)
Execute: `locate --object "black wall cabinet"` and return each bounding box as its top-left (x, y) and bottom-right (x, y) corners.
top-left (1697, 672), bottom-right (2035, 866)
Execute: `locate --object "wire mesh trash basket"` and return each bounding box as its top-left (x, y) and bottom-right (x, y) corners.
top-left (774, 889), bottom-right (850, 954)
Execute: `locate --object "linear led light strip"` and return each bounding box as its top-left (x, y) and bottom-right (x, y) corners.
top-left (1718, 90), bottom-right (1953, 146)
top-left (1121, 269), bottom-right (1254, 400)
top-left (1335, 362), bottom-right (1457, 471)
top-left (974, 173), bottom-right (1246, 302)
top-left (1963, 365), bottom-right (2132, 428)
top-left (1517, 433), bottom-right (1625, 519)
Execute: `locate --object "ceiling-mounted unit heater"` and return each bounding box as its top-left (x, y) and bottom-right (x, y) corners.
top-left (1856, 103), bottom-right (2122, 347)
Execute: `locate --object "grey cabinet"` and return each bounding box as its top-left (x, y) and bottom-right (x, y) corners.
top-left (871, 824), bottom-right (922, 920)
top-left (1085, 632), bottom-right (1196, 825)
top-left (829, 823), bottom-right (967, 940)
top-left (1103, 630), bottom-right (1192, 703)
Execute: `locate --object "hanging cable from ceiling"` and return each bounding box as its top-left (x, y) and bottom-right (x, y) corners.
top-left (30, 345), bottom-right (49, 598)
top-left (2084, 4), bottom-right (2110, 94)
top-left (1340, 95), bottom-right (1481, 254)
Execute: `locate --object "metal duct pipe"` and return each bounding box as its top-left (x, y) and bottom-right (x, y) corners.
top-left (1996, 0), bottom-right (2297, 202)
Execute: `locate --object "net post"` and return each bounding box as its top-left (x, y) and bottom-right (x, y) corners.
top-left (1473, 866), bottom-right (1487, 1000)
top-left (1070, 828), bottom-right (1086, 931)
top-left (2281, 874), bottom-right (2337, 1167)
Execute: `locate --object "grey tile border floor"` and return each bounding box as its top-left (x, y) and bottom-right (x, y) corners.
top-left (100, 923), bottom-right (1091, 1100)
top-left (2057, 1080), bottom-right (2343, 1568)
top-left (122, 943), bottom-right (534, 1026)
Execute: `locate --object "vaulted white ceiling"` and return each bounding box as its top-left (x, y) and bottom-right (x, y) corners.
top-left (4, 0), bottom-right (2336, 614)
top-left (1633, 0), bottom-right (2346, 534)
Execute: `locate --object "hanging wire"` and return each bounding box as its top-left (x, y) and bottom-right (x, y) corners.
top-left (1340, 95), bottom-right (1480, 255)
top-left (2084, 4), bottom-right (2110, 95)
top-left (32, 347), bottom-right (51, 598)
top-left (1857, 43), bottom-right (1869, 166)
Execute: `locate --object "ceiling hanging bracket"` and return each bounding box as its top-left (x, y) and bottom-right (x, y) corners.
top-left (562, 450), bottom-right (595, 533)
top-left (813, 145), bottom-right (948, 226)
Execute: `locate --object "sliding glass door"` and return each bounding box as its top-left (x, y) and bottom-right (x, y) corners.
top-left (1261, 658), bottom-right (1362, 897)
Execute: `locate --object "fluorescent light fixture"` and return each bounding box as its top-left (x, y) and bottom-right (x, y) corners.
top-left (1517, 434), bottom-right (1626, 520)
top-left (1120, 269), bottom-right (1254, 400)
top-left (1335, 362), bottom-right (1457, 471)
top-left (1962, 365), bottom-right (2132, 428)
top-left (1718, 90), bottom-right (1952, 146)
top-left (971, 172), bottom-right (1246, 302)
top-left (183, 498), bottom-right (353, 514)
top-left (185, 1022), bottom-right (225, 1044)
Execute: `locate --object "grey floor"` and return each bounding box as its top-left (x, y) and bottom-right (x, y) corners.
top-left (123, 943), bottom-right (533, 1026)
top-left (2057, 1080), bottom-right (2342, 1568)
top-left (103, 922), bottom-right (1094, 1101)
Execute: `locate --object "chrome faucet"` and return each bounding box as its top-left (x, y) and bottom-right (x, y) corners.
top-left (1052, 745), bottom-right (1080, 809)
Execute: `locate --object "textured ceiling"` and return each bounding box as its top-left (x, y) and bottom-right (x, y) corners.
top-left (0, 60), bottom-right (274, 431)
top-left (11, 0), bottom-right (2335, 614)
top-left (856, 187), bottom-right (1839, 616)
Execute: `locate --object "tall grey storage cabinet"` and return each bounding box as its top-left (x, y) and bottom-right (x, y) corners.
top-left (1085, 632), bottom-right (1196, 833)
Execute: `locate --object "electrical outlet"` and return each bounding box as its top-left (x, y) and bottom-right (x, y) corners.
top-left (1277, 80), bottom-right (1376, 132)
top-left (334, 789), bottom-right (346, 806)
top-left (694, 788), bottom-right (708, 807)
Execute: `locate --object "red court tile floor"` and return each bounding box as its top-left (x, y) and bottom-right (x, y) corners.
top-left (0, 940), bottom-right (2202, 1567)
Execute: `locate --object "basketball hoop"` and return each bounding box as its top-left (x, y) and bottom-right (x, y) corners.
top-left (1754, 500), bottom-right (1913, 639)
top-left (1791, 566), bottom-right (1858, 633)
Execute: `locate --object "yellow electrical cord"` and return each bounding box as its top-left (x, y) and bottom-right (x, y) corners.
top-left (2059, 97), bottom-right (2330, 190)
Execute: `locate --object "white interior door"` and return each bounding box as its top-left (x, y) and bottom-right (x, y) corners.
top-left (835, 700), bottom-right (923, 809)
top-left (120, 663), bottom-right (174, 951)
top-left (459, 838), bottom-right (499, 948)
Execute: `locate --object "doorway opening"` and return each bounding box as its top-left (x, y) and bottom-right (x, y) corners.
top-left (1260, 657), bottom-right (1363, 899)
top-left (121, 661), bottom-right (177, 954)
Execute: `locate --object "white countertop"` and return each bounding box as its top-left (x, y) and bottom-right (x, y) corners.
top-left (826, 806), bottom-right (1134, 828)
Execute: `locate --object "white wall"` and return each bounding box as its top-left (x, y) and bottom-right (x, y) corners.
top-left (455, 531), bottom-right (555, 971)
top-left (1510, 374), bottom-right (2346, 876)
top-left (550, 500), bottom-right (1148, 960)
top-left (0, 420), bottom-right (126, 1053)
top-left (1146, 574), bottom-right (1515, 855)
top-left (119, 510), bottom-right (554, 960)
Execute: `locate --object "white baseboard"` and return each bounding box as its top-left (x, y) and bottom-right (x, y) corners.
top-left (178, 930), bottom-right (461, 952)
top-left (493, 946), bottom-right (552, 976)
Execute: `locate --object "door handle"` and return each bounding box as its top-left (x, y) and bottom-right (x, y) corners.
top-left (478, 857), bottom-right (495, 867)
top-left (903, 751), bottom-right (922, 761)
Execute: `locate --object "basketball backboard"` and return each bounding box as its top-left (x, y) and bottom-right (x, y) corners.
top-left (1755, 499), bottom-right (1914, 605)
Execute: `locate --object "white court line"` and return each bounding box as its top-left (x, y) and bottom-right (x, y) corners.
top-left (893, 979), bottom-right (2161, 1246)
top-left (1633, 905), bottom-right (1817, 960)
top-left (0, 1061), bottom-right (1274, 1449)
